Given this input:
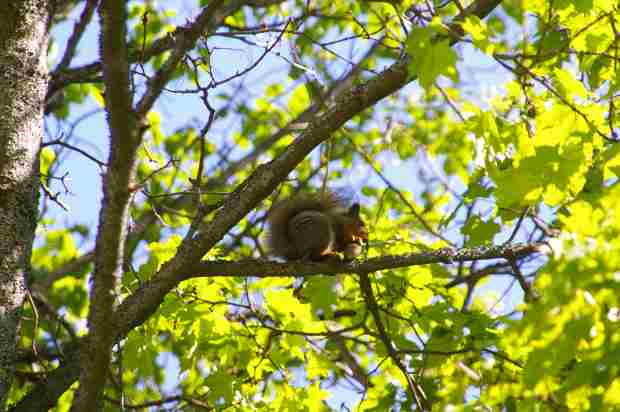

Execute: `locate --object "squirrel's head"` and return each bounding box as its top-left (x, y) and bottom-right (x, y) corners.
top-left (345, 203), bottom-right (368, 242)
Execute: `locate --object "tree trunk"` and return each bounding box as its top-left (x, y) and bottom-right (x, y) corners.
top-left (0, 0), bottom-right (49, 407)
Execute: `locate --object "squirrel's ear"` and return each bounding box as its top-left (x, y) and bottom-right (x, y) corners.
top-left (348, 203), bottom-right (361, 217)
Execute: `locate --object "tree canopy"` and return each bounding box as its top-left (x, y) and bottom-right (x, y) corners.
top-left (1, 0), bottom-right (619, 411)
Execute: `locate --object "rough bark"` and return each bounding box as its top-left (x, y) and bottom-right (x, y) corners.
top-left (71, 0), bottom-right (136, 409)
top-left (0, 0), bottom-right (49, 408)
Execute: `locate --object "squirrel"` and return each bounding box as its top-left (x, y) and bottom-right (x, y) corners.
top-left (265, 191), bottom-right (368, 261)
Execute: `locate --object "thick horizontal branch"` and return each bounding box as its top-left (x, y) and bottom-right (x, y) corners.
top-left (184, 242), bottom-right (546, 279)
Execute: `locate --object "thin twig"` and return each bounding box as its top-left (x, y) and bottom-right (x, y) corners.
top-left (55, 0), bottom-right (99, 72)
top-left (42, 138), bottom-right (107, 168)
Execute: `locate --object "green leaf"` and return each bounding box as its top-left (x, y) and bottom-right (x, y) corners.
top-left (301, 276), bottom-right (337, 318)
top-left (462, 215), bottom-right (500, 246)
top-left (407, 28), bottom-right (458, 90)
top-left (206, 370), bottom-right (234, 404)
top-left (288, 83), bottom-right (311, 116)
top-left (39, 147), bottom-right (56, 175)
top-left (461, 16), bottom-right (495, 54)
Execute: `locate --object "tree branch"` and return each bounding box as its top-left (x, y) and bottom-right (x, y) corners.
top-left (181, 242), bottom-right (545, 279)
top-left (9, 343), bottom-right (81, 412)
top-left (359, 272), bottom-right (429, 410)
top-left (71, 0), bottom-right (137, 408)
top-left (55, 0), bottom-right (99, 73)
